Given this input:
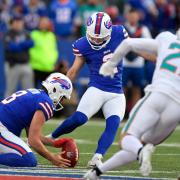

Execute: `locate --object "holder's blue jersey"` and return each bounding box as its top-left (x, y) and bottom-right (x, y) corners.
top-left (72, 25), bottom-right (128, 93)
top-left (0, 89), bottom-right (54, 137)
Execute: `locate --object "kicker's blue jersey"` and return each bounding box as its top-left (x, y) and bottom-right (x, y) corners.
top-left (0, 89), bottom-right (54, 137)
top-left (72, 25), bottom-right (128, 93)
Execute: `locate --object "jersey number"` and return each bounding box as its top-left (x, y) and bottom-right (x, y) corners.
top-left (2, 90), bottom-right (27, 104)
top-left (103, 53), bottom-right (118, 73)
top-left (160, 43), bottom-right (180, 73)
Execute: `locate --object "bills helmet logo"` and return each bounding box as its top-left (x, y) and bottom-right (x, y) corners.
top-left (52, 77), bottom-right (71, 90)
top-left (87, 16), bottom-right (93, 26)
top-left (104, 20), bottom-right (112, 29)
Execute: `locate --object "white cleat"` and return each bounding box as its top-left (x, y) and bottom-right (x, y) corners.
top-left (83, 169), bottom-right (99, 180)
top-left (139, 143), bottom-right (155, 176)
top-left (87, 156), bottom-right (103, 168)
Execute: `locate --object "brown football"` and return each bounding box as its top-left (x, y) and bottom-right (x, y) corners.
top-left (61, 139), bottom-right (79, 167)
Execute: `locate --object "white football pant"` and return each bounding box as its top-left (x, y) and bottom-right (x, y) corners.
top-left (122, 92), bottom-right (180, 144)
top-left (77, 86), bottom-right (126, 120)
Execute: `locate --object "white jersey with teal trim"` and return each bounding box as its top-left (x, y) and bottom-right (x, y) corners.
top-left (145, 32), bottom-right (180, 104)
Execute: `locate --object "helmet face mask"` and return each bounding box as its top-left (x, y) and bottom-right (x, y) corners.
top-left (52, 95), bottom-right (64, 111)
top-left (87, 34), bottom-right (110, 45)
top-left (86, 12), bottom-right (112, 50)
top-left (42, 73), bottom-right (73, 111)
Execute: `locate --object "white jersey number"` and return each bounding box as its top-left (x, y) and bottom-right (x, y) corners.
top-left (160, 42), bottom-right (180, 73)
top-left (56, 8), bottom-right (71, 23)
top-left (2, 90), bottom-right (27, 104)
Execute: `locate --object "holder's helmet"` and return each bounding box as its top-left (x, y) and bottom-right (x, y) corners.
top-left (42, 73), bottom-right (72, 111)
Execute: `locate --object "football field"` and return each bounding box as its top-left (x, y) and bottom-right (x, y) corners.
top-left (1, 119), bottom-right (180, 180)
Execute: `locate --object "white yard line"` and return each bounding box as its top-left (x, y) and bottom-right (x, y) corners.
top-left (79, 152), bottom-right (180, 156)
top-left (47, 120), bottom-right (180, 130)
top-left (22, 137), bottom-right (180, 149)
top-left (46, 119), bottom-right (107, 127)
top-left (75, 139), bottom-right (180, 148)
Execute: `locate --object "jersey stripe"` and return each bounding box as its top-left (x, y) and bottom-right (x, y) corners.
top-left (95, 12), bottom-right (104, 35)
top-left (45, 102), bottom-right (53, 118)
top-left (0, 134), bottom-right (27, 155)
top-left (39, 103), bottom-right (50, 119)
top-left (73, 48), bottom-right (82, 56)
top-left (123, 27), bottom-right (129, 38)
top-left (73, 48), bottom-right (79, 52)
top-left (122, 92), bottom-right (151, 133)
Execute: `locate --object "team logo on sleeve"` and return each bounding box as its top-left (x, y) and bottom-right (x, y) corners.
top-left (52, 77), bottom-right (71, 90)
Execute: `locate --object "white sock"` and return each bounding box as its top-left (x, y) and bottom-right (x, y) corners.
top-left (98, 150), bottom-right (137, 173)
top-left (121, 135), bottom-right (143, 155)
top-left (45, 134), bottom-right (55, 139)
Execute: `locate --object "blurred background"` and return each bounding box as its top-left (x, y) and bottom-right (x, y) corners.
top-left (0, 0), bottom-right (179, 117)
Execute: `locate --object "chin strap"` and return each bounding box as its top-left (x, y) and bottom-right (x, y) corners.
top-left (53, 96), bottom-right (64, 111)
top-left (86, 34), bottom-right (111, 50)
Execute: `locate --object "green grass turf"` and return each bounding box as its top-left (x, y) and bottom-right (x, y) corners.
top-left (28, 119), bottom-right (180, 179)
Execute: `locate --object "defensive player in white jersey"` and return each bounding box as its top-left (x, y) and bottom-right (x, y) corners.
top-left (84, 29), bottom-right (180, 179)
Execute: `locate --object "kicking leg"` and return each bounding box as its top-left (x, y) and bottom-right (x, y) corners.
top-left (51, 87), bottom-right (104, 138)
top-left (51, 111), bottom-right (88, 138)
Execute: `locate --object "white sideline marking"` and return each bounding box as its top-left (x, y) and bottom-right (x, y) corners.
top-left (0, 166), bottom-right (176, 176)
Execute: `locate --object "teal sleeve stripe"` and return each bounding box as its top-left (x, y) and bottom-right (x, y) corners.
top-left (122, 92), bottom-right (151, 133)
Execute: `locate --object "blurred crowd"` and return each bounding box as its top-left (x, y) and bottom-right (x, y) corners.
top-left (0, 0), bottom-right (179, 116)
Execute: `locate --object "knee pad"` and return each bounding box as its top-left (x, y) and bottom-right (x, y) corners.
top-left (22, 152), bottom-right (37, 167)
top-left (73, 111), bottom-right (88, 125)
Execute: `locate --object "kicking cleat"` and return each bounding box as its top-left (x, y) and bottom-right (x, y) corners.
top-left (139, 143), bottom-right (155, 176)
top-left (87, 156), bottom-right (103, 168)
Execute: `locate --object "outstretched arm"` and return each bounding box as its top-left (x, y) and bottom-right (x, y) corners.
top-left (99, 38), bottom-right (158, 77)
top-left (28, 110), bottom-right (70, 167)
top-left (110, 38), bottom-right (158, 67)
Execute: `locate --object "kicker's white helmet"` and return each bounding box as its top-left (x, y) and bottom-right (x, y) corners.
top-left (86, 12), bottom-right (112, 50)
top-left (42, 73), bottom-right (73, 111)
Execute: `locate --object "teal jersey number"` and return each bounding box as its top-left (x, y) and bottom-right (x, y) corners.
top-left (160, 42), bottom-right (180, 73)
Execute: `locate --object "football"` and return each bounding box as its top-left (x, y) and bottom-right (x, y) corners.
top-left (61, 139), bottom-right (79, 167)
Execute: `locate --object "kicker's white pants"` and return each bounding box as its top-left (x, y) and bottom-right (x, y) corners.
top-left (122, 92), bottom-right (180, 144)
top-left (77, 87), bottom-right (126, 120)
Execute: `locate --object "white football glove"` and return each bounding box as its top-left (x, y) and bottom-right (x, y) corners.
top-left (99, 61), bottom-right (116, 78)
